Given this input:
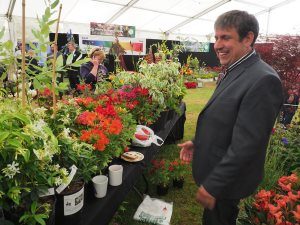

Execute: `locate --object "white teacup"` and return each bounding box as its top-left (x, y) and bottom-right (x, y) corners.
top-left (92, 175), bottom-right (108, 198)
top-left (108, 165), bottom-right (123, 186)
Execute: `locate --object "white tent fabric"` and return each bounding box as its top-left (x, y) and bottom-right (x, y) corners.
top-left (0, 0), bottom-right (299, 42)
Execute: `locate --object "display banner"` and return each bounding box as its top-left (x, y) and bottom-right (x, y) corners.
top-left (182, 41), bottom-right (210, 52)
top-left (79, 35), bottom-right (146, 55)
top-left (90, 22), bottom-right (135, 38)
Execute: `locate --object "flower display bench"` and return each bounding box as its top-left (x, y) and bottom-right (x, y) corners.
top-left (55, 102), bottom-right (186, 225)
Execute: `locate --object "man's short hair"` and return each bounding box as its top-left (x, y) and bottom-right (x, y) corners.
top-left (67, 41), bottom-right (76, 47)
top-left (214, 10), bottom-right (259, 46)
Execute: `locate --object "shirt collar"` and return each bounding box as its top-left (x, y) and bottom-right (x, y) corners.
top-left (226, 49), bottom-right (256, 73)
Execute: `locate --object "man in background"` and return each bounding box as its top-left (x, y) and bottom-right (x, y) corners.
top-left (179, 10), bottom-right (283, 225)
top-left (64, 41), bottom-right (82, 92)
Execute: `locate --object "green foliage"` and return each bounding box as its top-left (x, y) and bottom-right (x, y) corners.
top-left (19, 201), bottom-right (50, 225)
top-left (0, 100), bottom-right (68, 224)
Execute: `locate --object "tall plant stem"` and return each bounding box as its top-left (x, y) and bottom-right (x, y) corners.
top-left (52, 4), bottom-right (62, 115)
top-left (21, 0), bottom-right (26, 108)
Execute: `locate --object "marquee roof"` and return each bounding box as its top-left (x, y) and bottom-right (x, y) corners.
top-left (0, 0), bottom-right (299, 40)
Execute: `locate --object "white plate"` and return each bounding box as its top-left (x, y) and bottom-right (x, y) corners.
top-left (121, 151), bottom-right (144, 162)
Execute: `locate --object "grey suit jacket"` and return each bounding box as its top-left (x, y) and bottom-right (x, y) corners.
top-left (192, 53), bottom-right (283, 199)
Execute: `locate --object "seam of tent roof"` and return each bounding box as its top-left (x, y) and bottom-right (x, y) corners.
top-left (166, 0), bottom-right (230, 34)
top-left (255, 0), bottom-right (297, 16)
top-left (7, 0), bottom-right (16, 21)
top-left (106, 0), bottom-right (140, 24)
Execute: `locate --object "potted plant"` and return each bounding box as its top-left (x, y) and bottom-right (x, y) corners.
top-left (149, 159), bottom-right (170, 196)
top-left (169, 159), bottom-right (189, 188)
top-left (0, 100), bottom-right (68, 225)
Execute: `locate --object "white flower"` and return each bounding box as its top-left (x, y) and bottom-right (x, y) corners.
top-left (59, 115), bottom-right (71, 125)
top-left (61, 168), bottom-right (69, 176)
top-left (54, 177), bottom-right (62, 186)
top-left (62, 128), bottom-right (71, 139)
top-left (2, 161), bottom-right (20, 179)
top-left (33, 107), bottom-right (47, 118)
top-left (27, 89), bottom-right (37, 98)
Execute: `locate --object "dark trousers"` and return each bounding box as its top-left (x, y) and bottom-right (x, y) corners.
top-left (202, 199), bottom-right (240, 225)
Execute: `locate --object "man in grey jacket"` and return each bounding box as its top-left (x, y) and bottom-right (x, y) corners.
top-left (179, 10), bottom-right (283, 225)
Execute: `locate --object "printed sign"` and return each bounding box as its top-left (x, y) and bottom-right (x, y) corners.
top-left (63, 186), bottom-right (84, 216)
top-left (90, 22), bottom-right (135, 38)
top-left (79, 35), bottom-right (146, 55)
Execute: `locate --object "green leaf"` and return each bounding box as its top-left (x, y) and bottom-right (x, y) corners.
top-left (40, 44), bottom-right (47, 52)
top-left (51, 0), bottom-right (59, 9)
top-left (3, 40), bottom-right (13, 51)
top-left (29, 42), bottom-right (37, 50)
top-left (0, 131), bottom-right (9, 143)
top-left (11, 131), bottom-right (31, 143)
top-left (34, 214), bottom-right (47, 225)
top-left (44, 7), bottom-right (51, 21)
top-left (47, 18), bottom-right (57, 26)
top-left (33, 78), bottom-right (43, 90)
top-left (31, 201), bottom-right (37, 213)
top-left (41, 25), bottom-right (50, 36)
top-left (23, 149), bottom-right (30, 162)
top-left (14, 112), bottom-right (31, 124)
top-left (7, 139), bottom-right (22, 148)
top-left (31, 29), bottom-right (40, 39)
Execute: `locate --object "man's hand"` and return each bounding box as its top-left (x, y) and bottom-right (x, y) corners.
top-left (196, 185), bottom-right (216, 210)
top-left (178, 141), bottom-right (194, 163)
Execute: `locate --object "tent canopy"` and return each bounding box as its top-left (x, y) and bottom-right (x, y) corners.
top-left (0, 0), bottom-right (299, 41)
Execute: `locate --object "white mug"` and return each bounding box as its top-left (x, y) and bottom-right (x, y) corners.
top-left (109, 165), bottom-right (123, 186)
top-left (92, 175), bottom-right (108, 198)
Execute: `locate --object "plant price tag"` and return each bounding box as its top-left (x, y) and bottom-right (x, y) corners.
top-left (56, 165), bottom-right (78, 194)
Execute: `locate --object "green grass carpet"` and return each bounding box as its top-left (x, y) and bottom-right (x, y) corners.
top-left (109, 83), bottom-right (215, 225)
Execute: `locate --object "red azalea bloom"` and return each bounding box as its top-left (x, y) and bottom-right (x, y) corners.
top-left (75, 97), bottom-right (95, 107)
top-left (77, 111), bottom-right (98, 126)
top-left (76, 83), bottom-right (92, 91)
top-left (108, 119), bottom-right (123, 135)
top-left (40, 87), bottom-right (52, 96)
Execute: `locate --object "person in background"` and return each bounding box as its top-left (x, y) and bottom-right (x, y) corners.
top-left (26, 49), bottom-right (39, 90)
top-left (178, 10), bottom-right (283, 225)
top-left (281, 89), bottom-right (299, 127)
top-left (47, 43), bottom-right (64, 85)
top-left (64, 41), bottom-right (82, 91)
top-left (80, 47), bottom-right (108, 90)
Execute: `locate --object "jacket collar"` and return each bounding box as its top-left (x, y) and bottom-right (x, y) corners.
top-left (200, 52), bottom-right (260, 114)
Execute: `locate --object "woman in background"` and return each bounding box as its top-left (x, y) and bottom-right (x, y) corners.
top-left (80, 47), bottom-right (108, 90)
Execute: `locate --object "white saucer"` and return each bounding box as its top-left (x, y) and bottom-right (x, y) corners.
top-left (121, 151), bottom-right (144, 162)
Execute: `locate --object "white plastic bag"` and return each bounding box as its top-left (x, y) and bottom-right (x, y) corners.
top-left (132, 125), bottom-right (164, 147)
top-left (133, 195), bottom-right (173, 225)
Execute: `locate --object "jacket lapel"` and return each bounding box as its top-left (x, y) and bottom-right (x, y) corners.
top-left (200, 53), bottom-right (260, 115)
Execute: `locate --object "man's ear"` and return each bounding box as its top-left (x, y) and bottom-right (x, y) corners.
top-left (244, 31), bottom-right (255, 47)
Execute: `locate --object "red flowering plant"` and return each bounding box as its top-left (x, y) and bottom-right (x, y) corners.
top-left (116, 84), bottom-right (161, 125)
top-left (240, 173), bottom-right (300, 225)
top-left (184, 81), bottom-right (197, 89)
top-left (74, 93), bottom-right (137, 169)
top-left (168, 159), bottom-right (190, 181)
top-left (148, 159), bottom-right (170, 187)
top-left (37, 87), bottom-right (53, 108)
top-left (76, 83), bottom-right (93, 97)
